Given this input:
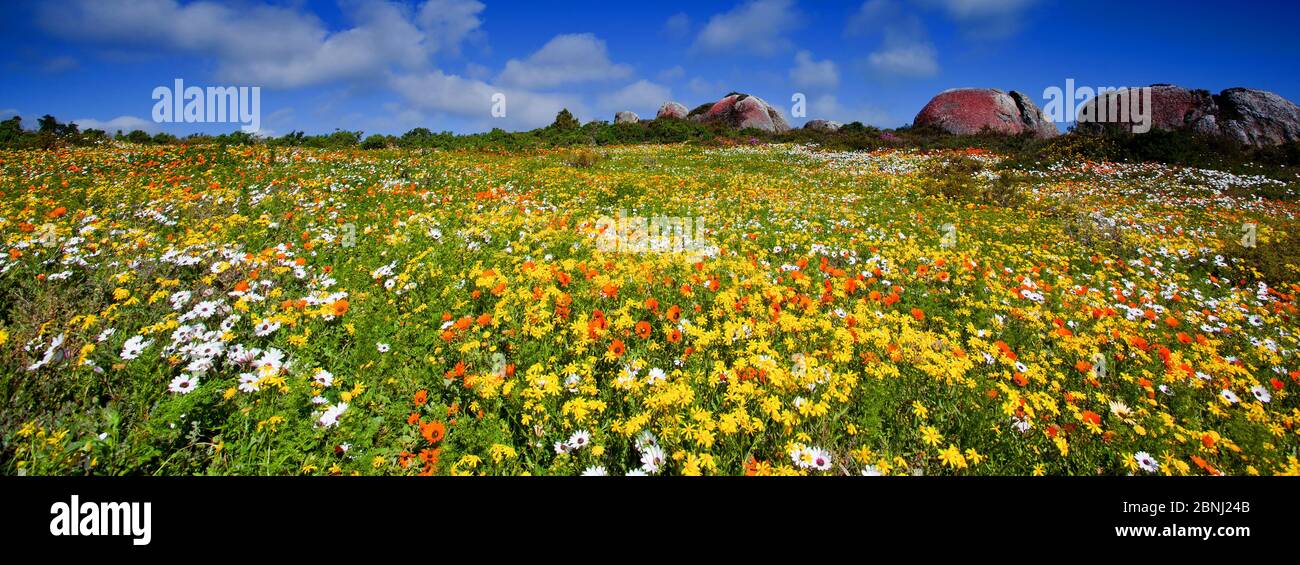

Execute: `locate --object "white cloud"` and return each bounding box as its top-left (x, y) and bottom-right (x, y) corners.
top-left (598, 80), bottom-right (673, 115)
top-left (848, 1), bottom-right (940, 78)
top-left (390, 70), bottom-right (585, 131)
top-left (464, 63), bottom-right (493, 80)
top-left (497, 33), bottom-right (632, 89)
top-left (805, 95), bottom-right (894, 127)
top-left (39, 0), bottom-right (486, 89)
top-left (790, 51), bottom-right (838, 89)
top-left (693, 0), bottom-right (801, 56)
top-left (416, 0), bottom-right (486, 54)
top-left (868, 36), bottom-right (939, 77)
top-left (72, 115), bottom-right (160, 134)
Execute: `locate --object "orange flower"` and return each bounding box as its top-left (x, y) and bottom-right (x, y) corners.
top-left (634, 320), bottom-right (652, 339)
top-left (1074, 360), bottom-right (1093, 373)
top-left (608, 339), bottom-right (626, 357)
top-left (413, 389), bottom-right (429, 407)
top-left (666, 305), bottom-right (682, 322)
top-left (329, 298), bottom-right (349, 316)
top-left (667, 328), bottom-right (682, 344)
top-left (420, 420), bottom-right (446, 444)
top-left (910, 308), bottom-right (925, 321)
top-left (47, 206), bottom-right (67, 219)
top-left (1081, 410), bottom-right (1101, 426)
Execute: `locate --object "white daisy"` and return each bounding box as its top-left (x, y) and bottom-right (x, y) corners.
top-left (312, 368), bottom-right (334, 387)
top-left (317, 402), bottom-right (348, 428)
top-left (1134, 451), bottom-right (1160, 473)
top-left (639, 444), bottom-right (666, 474)
top-left (237, 373), bottom-right (260, 393)
top-left (646, 367), bottom-right (666, 384)
top-left (168, 374), bottom-right (199, 394)
top-left (1251, 385), bottom-right (1272, 403)
top-left (581, 466), bottom-right (608, 477)
top-left (567, 430), bottom-right (591, 450)
top-left (253, 320), bottom-right (281, 337)
top-left (120, 335), bottom-right (153, 360)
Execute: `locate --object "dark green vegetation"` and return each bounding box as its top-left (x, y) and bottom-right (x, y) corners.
top-left (5, 111), bottom-right (1300, 185)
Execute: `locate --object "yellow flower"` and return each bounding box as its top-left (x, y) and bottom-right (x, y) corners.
top-left (912, 401), bottom-right (929, 420)
top-left (939, 444), bottom-right (967, 469)
top-left (919, 425), bottom-right (942, 447)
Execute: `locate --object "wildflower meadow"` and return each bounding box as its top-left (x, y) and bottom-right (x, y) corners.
top-left (3, 141), bottom-right (1297, 477)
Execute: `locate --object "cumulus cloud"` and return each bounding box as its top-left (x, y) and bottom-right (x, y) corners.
top-left (497, 33), bottom-right (632, 89)
top-left (597, 80), bottom-right (673, 115)
top-left (790, 51), bottom-right (838, 90)
top-left (72, 115), bottom-right (160, 134)
top-left (39, 0), bottom-right (486, 89)
top-left (867, 35), bottom-right (939, 77)
top-left (416, 0), bottom-right (486, 54)
top-left (848, 0), bottom-right (940, 78)
top-left (390, 70), bottom-right (584, 131)
top-left (693, 0), bottom-right (802, 56)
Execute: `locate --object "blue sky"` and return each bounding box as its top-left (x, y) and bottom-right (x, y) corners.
top-left (2, 0), bottom-right (1298, 137)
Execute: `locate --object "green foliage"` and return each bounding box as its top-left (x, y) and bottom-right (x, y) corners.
top-left (551, 109), bottom-right (580, 131)
top-left (361, 134), bottom-right (395, 150)
top-left (4, 111), bottom-right (1297, 188)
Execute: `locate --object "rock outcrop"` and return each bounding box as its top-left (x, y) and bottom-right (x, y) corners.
top-left (1076, 84), bottom-right (1300, 146)
top-left (803, 119), bottom-right (842, 132)
top-left (689, 93), bottom-right (791, 132)
top-left (656, 102), bottom-right (689, 120)
top-left (614, 111), bottom-right (640, 124)
top-left (914, 88), bottom-right (1058, 138)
